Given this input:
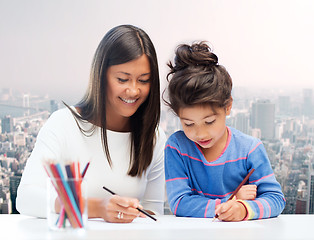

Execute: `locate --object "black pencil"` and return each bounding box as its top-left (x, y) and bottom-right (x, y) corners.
top-left (212, 168), bottom-right (255, 221)
top-left (102, 186), bottom-right (157, 221)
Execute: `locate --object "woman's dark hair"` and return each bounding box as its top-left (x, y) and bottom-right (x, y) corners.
top-left (66, 25), bottom-right (160, 177)
top-left (164, 41), bottom-right (232, 115)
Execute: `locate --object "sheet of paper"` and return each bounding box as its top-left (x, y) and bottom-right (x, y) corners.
top-left (88, 216), bottom-right (262, 231)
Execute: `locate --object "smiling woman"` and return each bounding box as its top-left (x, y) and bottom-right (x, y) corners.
top-left (106, 55), bottom-right (151, 131)
top-left (16, 25), bottom-right (167, 224)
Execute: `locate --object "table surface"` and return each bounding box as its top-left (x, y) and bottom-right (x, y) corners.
top-left (1, 214), bottom-right (311, 240)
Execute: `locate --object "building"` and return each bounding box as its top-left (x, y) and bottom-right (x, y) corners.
top-left (295, 198), bottom-right (307, 214)
top-left (303, 89), bottom-right (313, 118)
top-left (9, 174), bottom-right (21, 214)
top-left (251, 100), bottom-right (275, 140)
top-left (50, 100), bottom-right (59, 113)
top-left (278, 96), bottom-right (291, 116)
top-left (234, 112), bottom-right (250, 135)
top-left (1, 115), bottom-right (13, 133)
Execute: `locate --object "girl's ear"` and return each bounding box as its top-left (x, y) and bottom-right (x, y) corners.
top-left (226, 97), bottom-right (233, 115)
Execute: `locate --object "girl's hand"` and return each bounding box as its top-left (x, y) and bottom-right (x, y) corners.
top-left (215, 200), bottom-right (247, 222)
top-left (88, 195), bottom-right (145, 223)
top-left (235, 184), bottom-right (257, 200)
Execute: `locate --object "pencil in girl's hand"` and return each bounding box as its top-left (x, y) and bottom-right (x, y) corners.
top-left (212, 168), bottom-right (255, 222)
top-left (102, 186), bottom-right (157, 221)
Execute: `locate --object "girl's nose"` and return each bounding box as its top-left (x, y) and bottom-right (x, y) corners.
top-left (195, 126), bottom-right (208, 140)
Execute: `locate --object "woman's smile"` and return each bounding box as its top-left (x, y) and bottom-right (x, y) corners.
top-left (119, 97), bottom-right (138, 104)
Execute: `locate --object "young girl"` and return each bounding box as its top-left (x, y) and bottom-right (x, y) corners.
top-left (164, 42), bottom-right (285, 221)
top-left (16, 25), bottom-right (166, 223)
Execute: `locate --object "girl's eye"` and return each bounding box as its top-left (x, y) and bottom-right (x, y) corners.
top-left (205, 120), bottom-right (216, 125)
top-left (184, 123), bottom-right (194, 127)
top-left (118, 78), bottom-right (128, 83)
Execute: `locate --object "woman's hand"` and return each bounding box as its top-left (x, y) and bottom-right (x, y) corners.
top-left (214, 200), bottom-right (247, 222)
top-left (235, 184), bottom-right (257, 200)
top-left (88, 195), bottom-right (145, 223)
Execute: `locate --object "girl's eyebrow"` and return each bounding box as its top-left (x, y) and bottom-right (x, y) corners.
top-left (181, 115), bottom-right (215, 121)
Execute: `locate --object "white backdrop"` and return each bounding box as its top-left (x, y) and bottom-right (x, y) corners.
top-left (1, 0), bottom-right (313, 103)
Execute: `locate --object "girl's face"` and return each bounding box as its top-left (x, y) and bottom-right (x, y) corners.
top-left (106, 54), bottom-right (151, 123)
top-left (178, 104), bottom-right (231, 152)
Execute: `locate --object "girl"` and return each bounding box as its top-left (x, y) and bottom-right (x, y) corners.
top-left (164, 42), bottom-right (285, 221)
top-left (16, 25), bottom-right (166, 223)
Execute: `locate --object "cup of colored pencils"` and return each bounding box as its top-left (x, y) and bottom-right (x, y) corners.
top-left (44, 160), bottom-right (89, 231)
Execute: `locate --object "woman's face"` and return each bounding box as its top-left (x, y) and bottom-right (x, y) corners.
top-left (106, 54), bottom-right (151, 124)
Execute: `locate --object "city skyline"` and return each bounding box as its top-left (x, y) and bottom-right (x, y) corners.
top-left (1, 85), bottom-right (314, 214)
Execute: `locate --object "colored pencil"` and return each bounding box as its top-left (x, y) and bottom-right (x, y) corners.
top-left (102, 186), bottom-right (157, 222)
top-left (57, 161), bottom-right (90, 227)
top-left (81, 162), bottom-right (90, 178)
top-left (212, 168), bottom-right (255, 221)
top-left (46, 163), bottom-right (80, 228)
top-left (44, 160), bottom-right (89, 228)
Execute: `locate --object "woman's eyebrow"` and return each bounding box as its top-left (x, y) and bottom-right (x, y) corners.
top-left (117, 71), bottom-right (151, 77)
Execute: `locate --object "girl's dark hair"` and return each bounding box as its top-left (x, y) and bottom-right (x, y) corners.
top-left (164, 41), bottom-right (232, 115)
top-left (66, 25), bottom-right (160, 177)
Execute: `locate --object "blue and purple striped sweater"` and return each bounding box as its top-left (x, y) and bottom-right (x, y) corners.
top-left (164, 127), bottom-right (285, 220)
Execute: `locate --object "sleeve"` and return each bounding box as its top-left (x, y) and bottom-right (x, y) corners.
top-left (16, 113), bottom-right (64, 218)
top-left (165, 136), bottom-right (229, 218)
top-left (238, 141), bottom-right (286, 220)
top-left (140, 127), bottom-right (167, 215)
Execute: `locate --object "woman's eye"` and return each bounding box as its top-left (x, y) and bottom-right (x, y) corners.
top-left (118, 78), bottom-right (128, 83)
top-left (184, 123), bottom-right (194, 127)
top-left (139, 79), bottom-right (150, 83)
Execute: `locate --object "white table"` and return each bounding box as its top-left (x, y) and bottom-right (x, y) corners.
top-left (1, 214), bottom-right (311, 240)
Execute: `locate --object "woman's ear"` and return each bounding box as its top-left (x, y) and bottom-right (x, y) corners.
top-left (226, 97), bottom-right (233, 115)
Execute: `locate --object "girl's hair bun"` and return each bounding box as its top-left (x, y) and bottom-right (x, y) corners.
top-left (172, 41), bottom-right (218, 71)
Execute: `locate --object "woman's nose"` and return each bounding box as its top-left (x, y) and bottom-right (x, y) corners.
top-left (126, 82), bottom-right (140, 96)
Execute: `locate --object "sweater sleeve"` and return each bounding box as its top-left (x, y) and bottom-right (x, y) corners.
top-left (238, 141), bottom-right (286, 220)
top-left (16, 112), bottom-right (64, 218)
top-left (141, 128), bottom-right (167, 215)
top-left (165, 139), bottom-right (229, 218)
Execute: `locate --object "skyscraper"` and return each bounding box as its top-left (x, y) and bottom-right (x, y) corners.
top-left (1, 115), bottom-right (13, 133)
top-left (9, 174), bottom-right (21, 214)
top-left (278, 96), bottom-right (291, 116)
top-left (303, 89), bottom-right (313, 118)
top-left (234, 112), bottom-right (250, 134)
top-left (251, 100), bottom-right (275, 140)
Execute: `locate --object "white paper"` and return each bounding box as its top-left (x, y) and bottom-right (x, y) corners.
top-left (88, 215), bottom-right (262, 231)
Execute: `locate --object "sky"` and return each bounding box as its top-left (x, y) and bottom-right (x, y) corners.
top-left (1, 0), bottom-right (314, 103)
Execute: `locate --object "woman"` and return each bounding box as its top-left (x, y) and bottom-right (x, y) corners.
top-left (16, 25), bottom-right (166, 223)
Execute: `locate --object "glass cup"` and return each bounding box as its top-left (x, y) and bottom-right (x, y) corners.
top-left (47, 177), bottom-right (88, 231)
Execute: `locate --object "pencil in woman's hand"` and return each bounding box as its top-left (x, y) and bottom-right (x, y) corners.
top-left (102, 186), bottom-right (157, 221)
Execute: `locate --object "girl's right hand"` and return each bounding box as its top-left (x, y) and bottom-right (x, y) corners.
top-left (88, 195), bottom-right (144, 223)
top-left (235, 184), bottom-right (257, 200)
